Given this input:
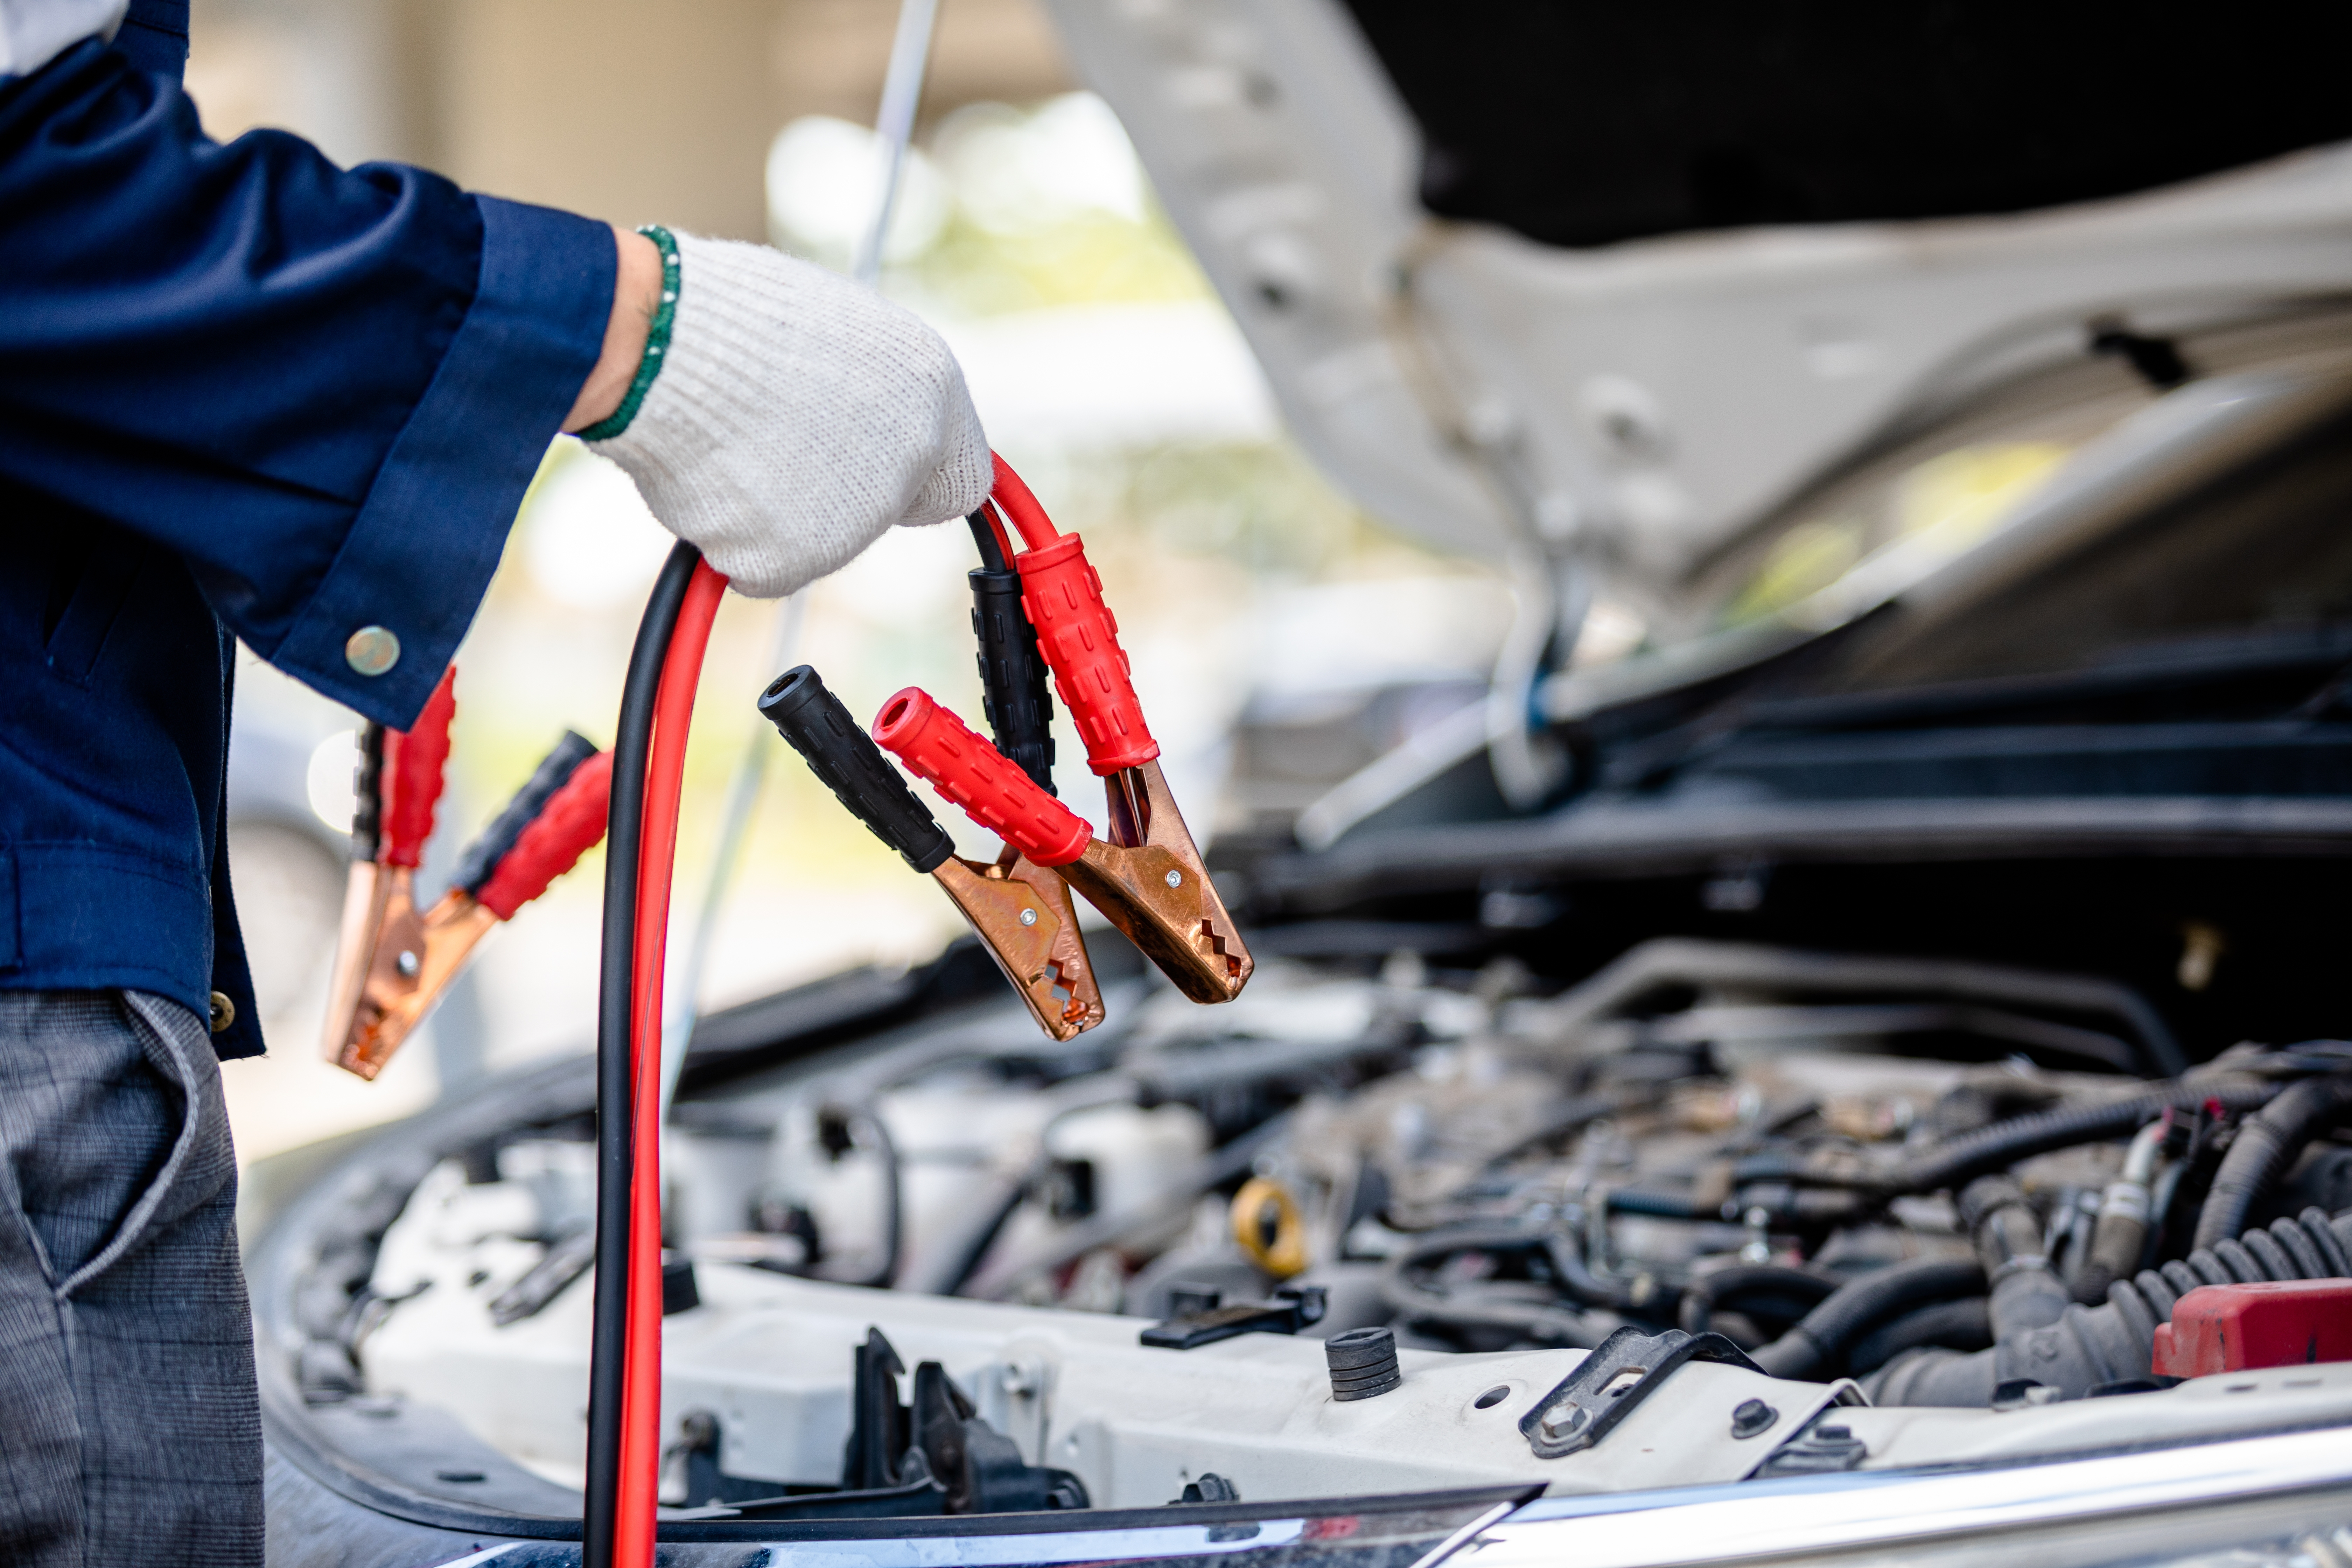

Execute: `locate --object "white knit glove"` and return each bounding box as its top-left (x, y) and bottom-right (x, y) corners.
top-left (587, 232), bottom-right (993, 597)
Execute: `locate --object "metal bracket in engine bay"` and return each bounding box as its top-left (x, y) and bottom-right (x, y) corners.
top-left (1140, 1284), bottom-right (1329, 1350)
top-left (1519, 1327), bottom-right (1765, 1458)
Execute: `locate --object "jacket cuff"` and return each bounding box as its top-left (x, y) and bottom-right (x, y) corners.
top-left (270, 196), bottom-right (615, 728)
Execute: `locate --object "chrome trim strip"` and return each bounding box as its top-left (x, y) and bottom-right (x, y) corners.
top-left (722, 1517), bottom-right (1311, 1566)
top-left (1473, 1425), bottom-right (2352, 1568)
top-left (1402, 1500), bottom-right (1521, 1568)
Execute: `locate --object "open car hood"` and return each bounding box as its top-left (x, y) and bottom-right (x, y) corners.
top-left (1040, 0), bottom-right (2352, 609)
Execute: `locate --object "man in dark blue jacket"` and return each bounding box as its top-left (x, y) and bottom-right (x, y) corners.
top-left (0, 2), bottom-right (992, 1561)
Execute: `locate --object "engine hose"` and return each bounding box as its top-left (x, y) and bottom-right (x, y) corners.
top-left (1377, 1229), bottom-right (1606, 1344)
top-left (1902, 1080), bottom-right (2293, 1195)
top-left (2073, 1116), bottom-right (2168, 1306)
top-left (1848, 1297), bottom-right (1991, 1376)
top-left (1733, 1080), bottom-right (2282, 1196)
top-left (1542, 1232), bottom-right (1682, 1317)
top-left (1606, 1188), bottom-right (1709, 1221)
top-left (583, 542), bottom-right (699, 1568)
top-left (1870, 1205), bottom-right (2352, 1407)
top-left (1750, 1258), bottom-right (1987, 1380)
top-left (1678, 1266), bottom-right (1843, 1338)
top-left (820, 1101), bottom-right (904, 1290)
top-left (2192, 1072), bottom-right (2352, 1251)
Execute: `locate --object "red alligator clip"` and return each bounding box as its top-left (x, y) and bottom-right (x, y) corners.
top-left (322, 665), bottom-right (456, 1073)
top-left (959, 457), bottom-right (1253, 1001)
top-left (322, 670), bottom-right (613, 1078)
top-left (874, 688), bottom-right (1249, 1004)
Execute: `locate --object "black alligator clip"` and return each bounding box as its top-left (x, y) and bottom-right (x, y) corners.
top-left (759, 663), bottom-right (1105, 1041)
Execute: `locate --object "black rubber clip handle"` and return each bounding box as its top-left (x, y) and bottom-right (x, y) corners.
top-left (965, 509), bottom-right (1057, 794)
top-left (759, 664), bottom-right (954, 874)
top-left (351, 721), bottom-right (386, 862)
top-left (453, 729), bottom-right (600, 895)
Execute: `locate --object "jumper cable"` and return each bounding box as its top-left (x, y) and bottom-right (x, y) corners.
top-left (584, 543), bottom-right (724, 1568)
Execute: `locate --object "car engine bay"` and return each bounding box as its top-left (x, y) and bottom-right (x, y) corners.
top-left (265, 923), bottom-right (2352, 1520)
top-left (224, 167), bottom-right (2352, 1556)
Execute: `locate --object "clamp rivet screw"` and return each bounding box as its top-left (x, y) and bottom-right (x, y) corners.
top-left (397, 950), bottom-right (420, 978)
top-left (1165, 869), bottom-right (1183, 888)
top-left (1018, 908), bottom-right (1038, 927)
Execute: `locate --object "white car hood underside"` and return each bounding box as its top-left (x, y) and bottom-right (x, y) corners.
top-left (1040, 0), bottom-right (2352, 612)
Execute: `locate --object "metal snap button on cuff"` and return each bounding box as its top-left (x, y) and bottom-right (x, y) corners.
top-left (345, 625), bottom-right (401, 677)
top-left (208, 991), bottom-right (236, 1034)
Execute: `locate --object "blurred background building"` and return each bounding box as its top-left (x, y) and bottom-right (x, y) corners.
top-left (192, 0), bottom-right (1506, 1162)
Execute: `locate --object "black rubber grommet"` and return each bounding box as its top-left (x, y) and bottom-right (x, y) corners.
top-left (1326, 1326), bottom-right (1401, 1400)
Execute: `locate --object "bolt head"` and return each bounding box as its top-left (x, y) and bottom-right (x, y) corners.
top-left (1539, 1405), bottom-right (1588, 1440)
top-left (397, 950), bottom-right (420, 978)
top-left (1018, 908), bottom-right (1038, 927)
top-left (1165, 869), bottom-right (1183, 888)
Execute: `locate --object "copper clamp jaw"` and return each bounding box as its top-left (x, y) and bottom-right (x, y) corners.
top-left (1063, 761), bottom-right (1250, 1004)
top-left (331, 885), bottom-right (500, 1080)
top-left (320, 691), bottom-right (612, 1080)
top-left (933, 848), bottom-right (1104, 1039)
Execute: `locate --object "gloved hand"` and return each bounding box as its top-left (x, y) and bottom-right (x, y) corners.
top-left (587, 231), bottom-right (992, 597)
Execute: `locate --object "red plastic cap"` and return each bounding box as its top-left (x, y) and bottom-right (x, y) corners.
top-left (1016, 533), bottom-right (1160, 775)
top-left (380, 665), bottom-right (457, 867)
top-left (477, 750), bottom-right (613, 920)
top-left (2152, 1279), bottom-right (2352, 1378)
top-left (870, 687), bottom-right (1091, 867)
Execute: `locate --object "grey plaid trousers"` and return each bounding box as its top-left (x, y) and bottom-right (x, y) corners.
top-left (0, 991), bottom-right (262, 1567)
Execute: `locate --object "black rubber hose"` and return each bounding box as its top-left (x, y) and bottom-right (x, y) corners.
top-left (1750, 1257), bottom-right (1987, 1379)
top-left (1679, 1266), bottom-right (1843, 1337)
top-left (1378, 1228), bottom-right (1605, 1345)
top-left (1540, 1232), bottom-right (1681, 1317)
top-left (2193, 1072), bottom-right (2352, 1251)
top-left (1848, 1297), bottom-right (1991, 1376)
top-left (939, 1175), bottom-right (1032, 1298)
top-left (1901, 1081), bottom-right (2283, 1195)
top-left (1871, 1206), bottom-right (2352, 1407)
top-left (1605, 1188), bottom-right (1709, 1221)
top-left (1734, 1080), bottom-right (2283, 1195)
top-left (1481, 1094), bottom-right (1616, 1168)
top-left (822, 1102), bottom-right (904, 1290)
top-left (583, 540), bottom-right (698, 1568)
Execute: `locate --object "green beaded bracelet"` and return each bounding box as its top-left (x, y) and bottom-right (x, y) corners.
top-left (577, 225), bottom-right (679, 443)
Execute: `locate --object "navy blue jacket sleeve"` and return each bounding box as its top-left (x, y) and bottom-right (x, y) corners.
top-left (0, 39), bottom-right (614, 727)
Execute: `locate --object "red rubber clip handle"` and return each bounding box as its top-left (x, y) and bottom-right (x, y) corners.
top-left (476, 749), bottom-right (614, 919)
top-left (992, 458), bottom-right (1160, 776)
top-left (380, 664), bottom-right (456, 868)
top-left (871, 687), bottom-right (1091, 867)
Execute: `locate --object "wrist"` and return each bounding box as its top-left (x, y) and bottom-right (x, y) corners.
top-left (564, 225), bottom-right (672, 435)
